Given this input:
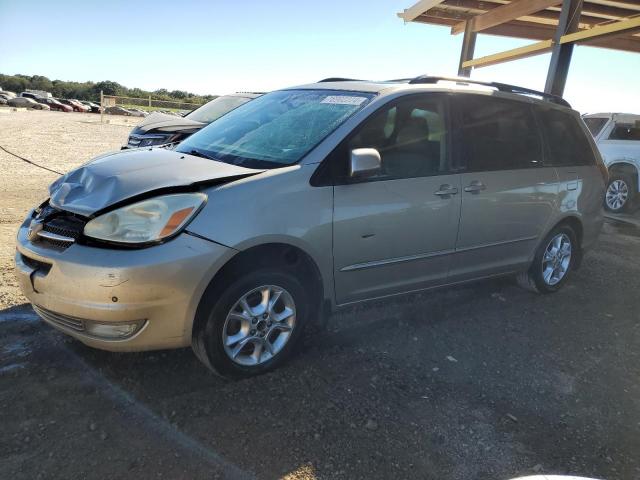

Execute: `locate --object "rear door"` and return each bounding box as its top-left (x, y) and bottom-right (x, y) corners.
top-left (536, 106), bottom-right (606, 234)
top-left (449, 94), bottom-right (558, 280)
top-left (331, 94), bottom-right (462, 304)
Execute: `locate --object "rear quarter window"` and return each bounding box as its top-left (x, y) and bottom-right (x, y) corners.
top-left (609, 124), bottom-right (640, 141)
top-left (583, 117), bottom-right (608, 137)
top-left (537, 108), bottom-right (596, 166)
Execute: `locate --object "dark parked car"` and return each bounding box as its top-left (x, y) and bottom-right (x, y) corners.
top-left (35, 97), bottom-right (73, 112)
top-left (127, 108), bottom-right (148, 117)
top-left (79, 101), bottom-right (102, 113)
top-left (20, 92), bottom-right (41, 100)
top-left (8, 97), bottom-right (50, 110)
top-left (105, 105), bottom-right (134, 116)
top-left (123, 92), bottom-right (261, 148)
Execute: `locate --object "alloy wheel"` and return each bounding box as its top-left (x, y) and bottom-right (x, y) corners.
top-left (605, 179), bottom-right (629, 211)
top-left (541, 233), bottom-right (572, 286)
top-left (222, 285), bottom-right (296, 366)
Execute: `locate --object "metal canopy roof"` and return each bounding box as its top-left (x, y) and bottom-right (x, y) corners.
top-left (398, 0), bottom-right (640, 53)
top-left (397, 0), bottom-right (640, 96)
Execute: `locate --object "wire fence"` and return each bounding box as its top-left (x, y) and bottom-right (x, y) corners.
top-left (99, 91), bottom-right (205, 122)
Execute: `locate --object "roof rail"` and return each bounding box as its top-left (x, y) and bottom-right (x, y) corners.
top-left (318, 77), bottom-right (363, 82)
top-left (408, 75), bottom-right (571, 108)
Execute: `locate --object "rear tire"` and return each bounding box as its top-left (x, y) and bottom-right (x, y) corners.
top-left (192, 269), bottom-right (309, 378)
top-left (604, 172), bottom-right (634, 213)
top-left (517, 225), bottom-right (578, 294)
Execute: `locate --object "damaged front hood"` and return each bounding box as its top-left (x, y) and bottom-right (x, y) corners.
top-left (49, 149), bottom-right (263, 217)
top-left (136, 112), bottom-right (205, 133)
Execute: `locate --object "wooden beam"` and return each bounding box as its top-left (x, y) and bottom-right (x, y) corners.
top-left (589, 34), bottom-right (640, 52)
top-left (559, 16), bottom-right (640, 43)
top-left (587, 0), bottom-right (640, 12)
top-left (462, 39), bottom-right (554, 68)
top-left (483, 20), bottom-right (640, 52)
top-left (397, 0), bottom-right (446, 22)
top-left (451, 0), bottom-right (561, 34)
top-left (459, 15), bottom-right (640, 71)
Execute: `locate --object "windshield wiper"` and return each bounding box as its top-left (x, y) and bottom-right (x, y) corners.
top-left (185, 148), bottom-right (215, 160)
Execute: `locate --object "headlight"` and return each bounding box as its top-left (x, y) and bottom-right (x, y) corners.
top-left (84, 193), bottom-right (207, 244)
top-left (128, 134), bottom-right (175, 148)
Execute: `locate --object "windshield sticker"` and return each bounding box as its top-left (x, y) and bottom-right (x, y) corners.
top-left (321, 95), bottom-right (367, 106)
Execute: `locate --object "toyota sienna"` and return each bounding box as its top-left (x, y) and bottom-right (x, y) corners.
top-left (15, 76), bottom-right (606, 378)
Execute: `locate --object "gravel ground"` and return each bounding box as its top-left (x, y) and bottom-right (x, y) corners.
top-left (0, 109), bottom-right (138, 308)
top-left (1, 110), bottom-right (640, 480)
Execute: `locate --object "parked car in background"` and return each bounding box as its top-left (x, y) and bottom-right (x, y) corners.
top-left (105, 105), bottom-right (134, 116)
top-left (24, 89), bottom-right (52, 98)
top-left (123, 92), bottom-right (261, 148)
top-left (16, 76), bottom-right (606, 378)
top-left (79, 101), bottom-right (102, 113)
top-left (127, 108), bottom-right (149, 117)
top-left (35, 97), bottom-right (73, 112)
top-left (583, 112), bottom-right (640, 212)
top-left (8, 97), bottom-right (50, 109)
top-left (20, 92), bottom-right (41, 100)
top-left (57, 98), bottom-right (89, 112)
top-left (0, 90), bottom-right (17, 99)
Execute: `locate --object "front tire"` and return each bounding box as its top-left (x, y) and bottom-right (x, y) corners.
top-left (517, 225), bottom-right (578, 294)
top-left (604, 173), bottom-right (634, 213)
top-left (192, 269), bottom-right (309, 378)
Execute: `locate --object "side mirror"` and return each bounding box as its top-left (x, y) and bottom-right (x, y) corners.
top-left (350, 148), bottom-right (381, 178)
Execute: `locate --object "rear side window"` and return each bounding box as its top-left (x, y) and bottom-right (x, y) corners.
top-left (457, 95), bottom-right (542, 172)
top-left (538, 108), bottom-right (596, 166)
top-left (583, 117), bottom-right (608, 137)
top-left (609, 124), bottom-right (640, 141)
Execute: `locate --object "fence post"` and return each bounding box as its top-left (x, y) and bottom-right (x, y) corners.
top-left (100, 90), bottom-right (104, 124)
top-left (148, 95), bottom-right (152, 108)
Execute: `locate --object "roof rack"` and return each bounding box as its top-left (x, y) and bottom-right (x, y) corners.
top-left (408, 75), bottom-right (571, 108)
top-left (318, 77), bottom-right (363, 83)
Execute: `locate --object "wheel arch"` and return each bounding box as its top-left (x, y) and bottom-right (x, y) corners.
top-left (531, 215), bottom-right (585, 269)
top-left (191, 242), bottom-right (326, 342)
top-left (607, 161), bottom-right (639, 191)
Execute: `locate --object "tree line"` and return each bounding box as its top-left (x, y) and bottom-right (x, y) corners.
top-left (0, 73), bottom-right (217, 104)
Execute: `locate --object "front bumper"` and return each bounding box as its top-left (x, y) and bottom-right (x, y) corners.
top-left (15, 216), bottom-right (235, 352)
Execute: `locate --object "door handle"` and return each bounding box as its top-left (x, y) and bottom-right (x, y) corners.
top-left (434, 184), bottom-right (459, 197)
top-left (464, 181), bottom-right (486, 193)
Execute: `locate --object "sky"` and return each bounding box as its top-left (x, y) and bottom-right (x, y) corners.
top-left (0, 0), bottom-right (638, 114)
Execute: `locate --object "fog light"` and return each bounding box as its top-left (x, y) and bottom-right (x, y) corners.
top-left (84, 320), bottom-right (145, 340)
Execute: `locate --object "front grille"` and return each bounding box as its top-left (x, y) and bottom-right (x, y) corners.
top-left (33, 305), bottom-right (85, 332)
top-left (40, 215), bottom-right (85, 249)
top-left (30, 203), bottom-right (87, 250)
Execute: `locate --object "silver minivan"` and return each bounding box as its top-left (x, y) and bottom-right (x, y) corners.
top-left (15, 76), bottom-right (606, 378)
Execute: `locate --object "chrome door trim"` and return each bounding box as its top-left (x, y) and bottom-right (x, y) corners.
top-left (340, 235), bottom-right (538, 273)
top-left (454, 235), bottom-right (538, 253)
top-left (340, 249), bottom-right (455, 272)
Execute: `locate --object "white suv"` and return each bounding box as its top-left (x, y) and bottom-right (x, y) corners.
top-left (583, 113), bottom-right (640, 212)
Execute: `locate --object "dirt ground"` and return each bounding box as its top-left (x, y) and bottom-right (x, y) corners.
top-left (1, 110), bottom-right (639, 480)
